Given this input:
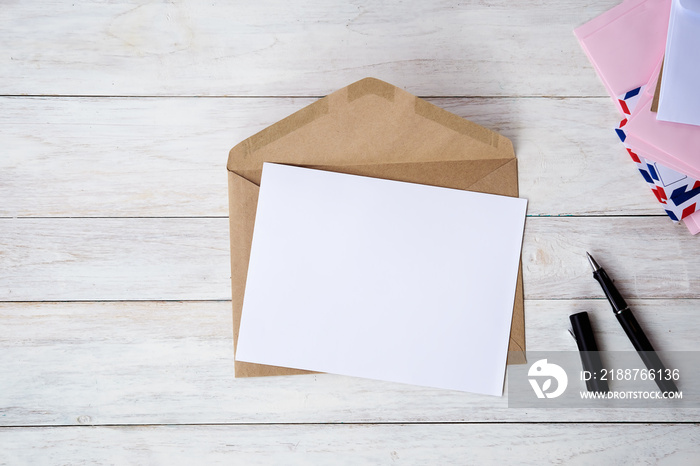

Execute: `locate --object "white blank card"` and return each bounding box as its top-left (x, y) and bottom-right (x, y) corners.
top-left (235, 163), bottom-right (527, 395)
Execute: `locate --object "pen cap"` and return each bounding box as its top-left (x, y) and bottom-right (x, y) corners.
top-left (569, 311), bottom-right (600, 352)
top-left (569, 311), bottom-right (609, 393)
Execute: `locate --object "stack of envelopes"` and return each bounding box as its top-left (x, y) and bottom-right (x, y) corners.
top-left (575, 0), bottom-right (700, 234)
top-left (227, 78), bottom-right (527, 395)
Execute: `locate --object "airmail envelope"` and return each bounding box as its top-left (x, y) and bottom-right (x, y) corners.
top-left (227, 78), bottom-right (526, 378)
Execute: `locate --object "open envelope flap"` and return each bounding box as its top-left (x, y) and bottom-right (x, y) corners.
top-left (228, 78), bottom-right (514, 179)
top-left (228, 78), bottom-right (525, 377)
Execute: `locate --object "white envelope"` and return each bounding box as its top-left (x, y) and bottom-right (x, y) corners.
top-left (658, 0), bottom-right (700, 126)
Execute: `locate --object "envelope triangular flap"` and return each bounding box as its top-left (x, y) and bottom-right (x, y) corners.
top-left (227, 77), bottom-right (515, 190)
top-left (227, 78), bottom-right (524, 378)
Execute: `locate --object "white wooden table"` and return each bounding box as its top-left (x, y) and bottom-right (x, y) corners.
top-left (1, 1), bottom-right (698, 463)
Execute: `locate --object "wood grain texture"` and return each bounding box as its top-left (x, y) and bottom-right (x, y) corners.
top-left (1, 300), bottom-right (697, 426)
top-left (0, 96), bottom-right (312, 218)
top-left (0, 96), bottom-right (651, 218)
top-left (1, 217), bottom-right (696, 301)
top-left (522, 217), bottom-right (700, 300)
top-left (0, 1), bottom-right (618, 97)
top-left (1, 424), bottom-right (698, 465)
top-left (0, 218), bottom-right (231, 301)
top-left (2, 0), bottom-right (698, 460)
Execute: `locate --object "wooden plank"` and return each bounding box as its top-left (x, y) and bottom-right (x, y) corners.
top-left (0, 96), bottom-right (312, 218)
top-left (1, 217), bottom-right (696, 302)
top-left (436, 97), bottom-right (653, 217)
top-left (0, 300), bottom-right (697, 426)
top-left (0, 1), bottom-right (617, 97)
top-left (0, 218), bottom-right (232, 301)
top-left (1, 96), bottom-right (654, 218)
top-left (1, 424), bottom-right (698, 465)
top-left (522, 217), bottom-right (700, 300)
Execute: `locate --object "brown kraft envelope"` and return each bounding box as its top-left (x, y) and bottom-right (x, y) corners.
top-left (227, 77), bottom-right (526, 377)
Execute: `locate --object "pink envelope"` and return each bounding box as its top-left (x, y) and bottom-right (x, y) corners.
top-left (624, 71), bottom-right (700, 181)
top-left (685, 212), bottom-right (700, 234)
top-left (574, 0), bottom-right (671, 115)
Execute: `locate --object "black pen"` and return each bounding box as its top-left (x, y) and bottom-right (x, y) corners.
top-left (586, 252), bottom-right (678, 394)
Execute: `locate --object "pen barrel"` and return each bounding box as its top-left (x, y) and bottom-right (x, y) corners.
top-left (616, 309), bottom-right (679, 393)
top-left (593, 269), bottom-right (627, 313)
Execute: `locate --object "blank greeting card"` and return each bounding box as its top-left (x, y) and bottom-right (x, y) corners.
top-left (235, 163), bottom-right (527, 395)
